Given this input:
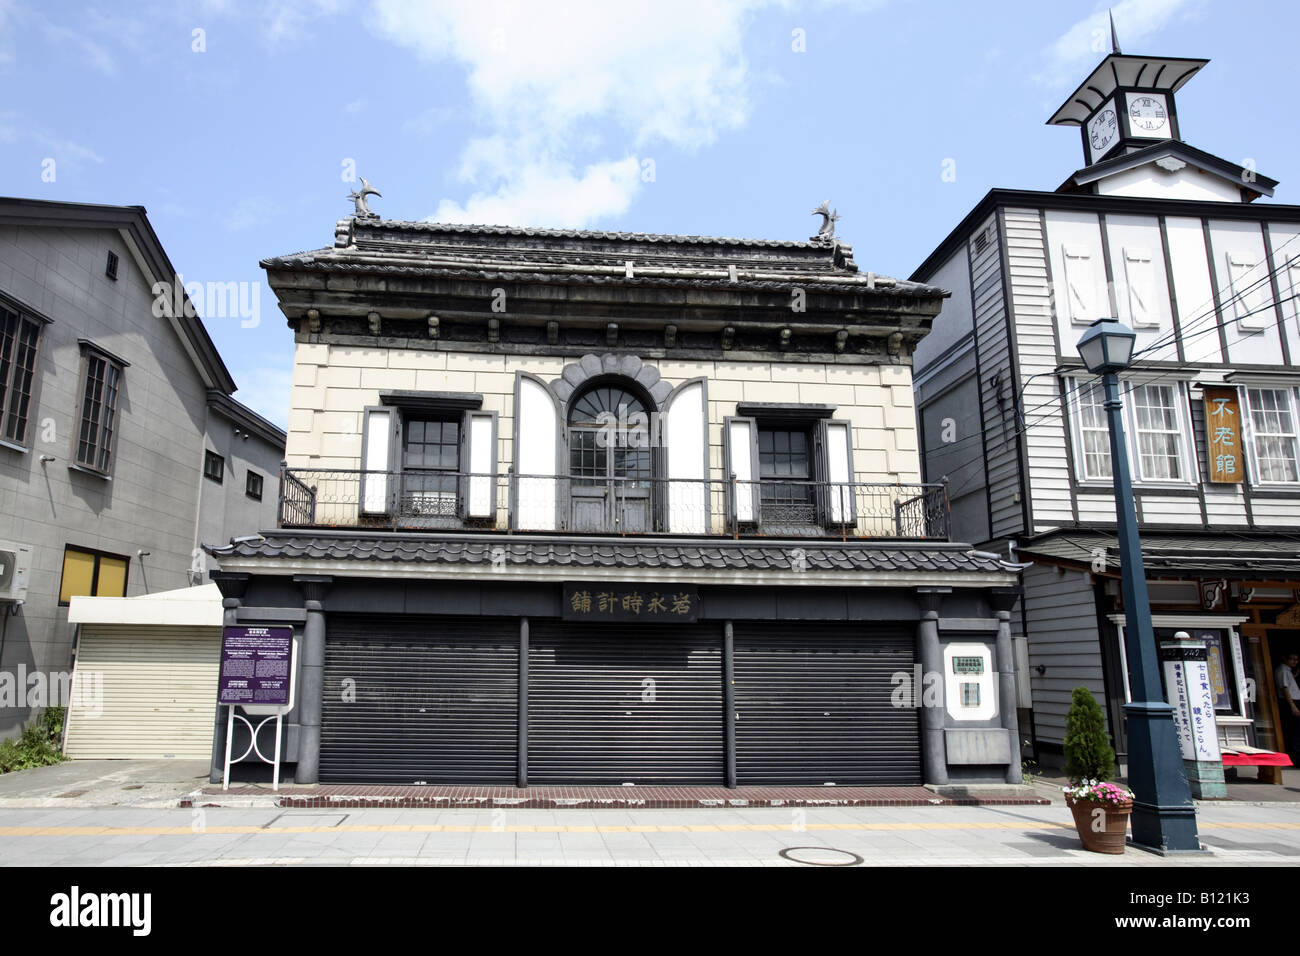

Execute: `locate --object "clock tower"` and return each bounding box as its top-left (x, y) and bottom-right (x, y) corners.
top-left (1046, 21), bottom-right (1206, 167)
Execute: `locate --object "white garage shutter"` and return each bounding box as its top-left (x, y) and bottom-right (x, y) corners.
top-left (64, 625), bottom-right (222, 759)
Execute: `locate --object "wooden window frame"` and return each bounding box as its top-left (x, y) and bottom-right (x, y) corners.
top-left (246, 469), bottom-right (263, 500)
top-left (0, 298), bottom-right (48, 450)
top-left (204, 449), bottom-right (225, 484)
top-left (72, 341), bottom-right (128, 476)
top-left (58, 544), bottom-right (130, 606)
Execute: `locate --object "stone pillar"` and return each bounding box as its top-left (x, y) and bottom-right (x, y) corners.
top-left (293, 575), bottom-right (332, 785)
top-left (207, 572), bottom-right (249, 784)
top-left (917, 588), bottom-right (950, 786)
top-left (990, 587), bottom-right (1024, 785)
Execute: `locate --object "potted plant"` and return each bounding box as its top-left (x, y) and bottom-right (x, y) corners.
top-left (1062, 686), bottom-right (1133, 853)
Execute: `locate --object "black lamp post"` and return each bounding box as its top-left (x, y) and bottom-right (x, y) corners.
top-left (1076, 317), bottom-right (1201, 853)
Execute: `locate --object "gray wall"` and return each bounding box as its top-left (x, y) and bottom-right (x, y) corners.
top-left (919, 372), bottom-right (989, 546)
top-left (0, 223), bottom-right (209, 738)
top-left (198, 411), bottom-right (283, 560)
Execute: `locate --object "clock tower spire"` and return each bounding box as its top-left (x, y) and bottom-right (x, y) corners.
top-left (1046, 19), bottom-right (1206, 167)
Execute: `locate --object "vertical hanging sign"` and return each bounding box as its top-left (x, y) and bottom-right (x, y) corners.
top-left (1203, 386), bottom-right (1244, 484)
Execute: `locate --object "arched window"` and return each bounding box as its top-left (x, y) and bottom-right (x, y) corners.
top-left (566, 380), bottom-right (654, 532)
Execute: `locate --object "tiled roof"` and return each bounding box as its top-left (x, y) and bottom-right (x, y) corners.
top-left (260, 217), bottom-right (946, 298)
top-left (205, 532), bottom-right (1014, 576)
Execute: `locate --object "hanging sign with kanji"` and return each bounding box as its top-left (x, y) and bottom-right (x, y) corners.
top-left (1203, 386), bottom-right (1244, 484)
top-left (563, 584), bottom-right (699, 623)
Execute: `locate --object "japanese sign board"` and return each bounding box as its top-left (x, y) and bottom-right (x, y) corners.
top-left (218, 626), bottom-right (293, 706)
top-left (563, 584), bottom-right (699, 623)
top-left (1159, 640), bottom-right (1223, 763)
top-left (1203, 386), bottom-right (1244, 484)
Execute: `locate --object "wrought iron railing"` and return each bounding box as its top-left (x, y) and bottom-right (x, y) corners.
top-left (276, 467), bottom-right (949, 540)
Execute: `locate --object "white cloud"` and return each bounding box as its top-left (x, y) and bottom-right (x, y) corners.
top-left (1038, 0), bottom-right (1207, 88)
top-left (226, 197), bottom-right (276, 231)
top-left (432, 153), bottom-right (642, 228)
top-left (368, 0), bottom-right (775, 228)
top-left (0, 112), bottom-right (105, 164)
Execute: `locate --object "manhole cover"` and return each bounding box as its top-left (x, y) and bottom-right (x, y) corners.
top-left (779, 846), bottom-right (863, 867)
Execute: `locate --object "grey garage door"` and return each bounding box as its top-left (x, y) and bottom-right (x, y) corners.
top-left (527, 623), bottom-right (723, 784)
top-left (735, 624), bottom-right (920, 785)
top-left (321, 616), bottom-right (518, 783)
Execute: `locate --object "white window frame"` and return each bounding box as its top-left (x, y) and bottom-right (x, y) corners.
top-left (1068, 376), bottom-right (1196, 488)
top-left (1242, 386), bottom-right (1300, 486)
top-left (1072, 378), bottom-right (1114, 481)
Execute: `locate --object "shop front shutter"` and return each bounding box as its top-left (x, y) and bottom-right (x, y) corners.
top-left (527, 622), bottom-right (723, 784)
top-left (734, 624), bottom-right (920, 785)
top-left (63, 625), bottom-right (222, 759)
top-left (321, 615), bottom-right (518, 783)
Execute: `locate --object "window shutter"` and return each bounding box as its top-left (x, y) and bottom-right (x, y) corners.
top-left (360, 405), bottom-right (399, 516)
top-left (461, 409), bottom-right (497, 520)
top-left (1225, 250), bottom-right (1267, 331)
top-left (1123, 246), bottom-right (1158, 329)
top-left (1061, 244), bottom-right (1096, 325)
top-left (818, 419), bottom-right (856, 528)
top-left (723, 416), bottom-right (759, 526)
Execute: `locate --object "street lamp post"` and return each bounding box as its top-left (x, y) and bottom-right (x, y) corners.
top-left (1077, 317), bottom-right (1201, 853)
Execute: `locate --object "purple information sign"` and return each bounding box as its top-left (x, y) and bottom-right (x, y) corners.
top-left (218, 626), bottom-right (293, 706)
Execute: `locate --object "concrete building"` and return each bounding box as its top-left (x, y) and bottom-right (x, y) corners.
top-left (0, 197), bottom-right (284, 743)
top-left (910, 42), bottom-right (1300, 771)
top-left (204, 201), bottom-right (1024, 789)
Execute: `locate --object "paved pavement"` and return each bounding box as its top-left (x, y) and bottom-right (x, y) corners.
top-left (0, 760), bottom-right (210, 808)
top-left (3, 802), bottom-right (1300, 866)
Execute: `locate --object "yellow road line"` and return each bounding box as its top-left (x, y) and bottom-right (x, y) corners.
top-left (1, 820), bottom-right (1296, 838)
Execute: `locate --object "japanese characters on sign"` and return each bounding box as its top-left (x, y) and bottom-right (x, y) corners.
top-left (1159, 640), bottom-right (1223, 763)
top-left (563, 584), bottom-right (699, 623)
top-left (218, 626), bottom-right (293, 706)
top-left (1203, 386), bottom-right (1244, 484)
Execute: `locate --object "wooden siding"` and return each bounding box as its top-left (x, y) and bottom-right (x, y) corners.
top-left (1002, 208), bottom-right (1072, 533)
top-left (968, 212), bottom-right (1022, 540)
top-left (1016, 563), bottom-right (1106, 745)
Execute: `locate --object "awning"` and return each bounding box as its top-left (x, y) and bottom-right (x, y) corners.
top-left (1017, 531), bottom-right (1300, 578)
top-left (67, 583), bottom-right (223, 627)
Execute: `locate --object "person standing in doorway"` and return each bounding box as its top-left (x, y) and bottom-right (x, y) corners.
top-left (1276, 652), bottom-right (1300, 763)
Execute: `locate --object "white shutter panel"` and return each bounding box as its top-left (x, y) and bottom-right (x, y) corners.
top-left (1225, 250), bottom-right (1267, 331)
top-left (463, 410), bottom-right (497, 519)
top-left (724, 417), bottom-right (759, 524)
top-left (820, 419), bottom-right (856, 525)
top-left (1062, 244), bottom-right (1097, 325)
top-left (1123, 246), bottom-right (1158, 328)
top-left (664, 381), bottom-right (708, 534)
top-left (360, 406), bottom-right (397, 515)
top-left (516, 376), bottom-right (558, 530)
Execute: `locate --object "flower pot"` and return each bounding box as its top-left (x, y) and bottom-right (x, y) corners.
top-left (1066, 793), bottom-right (1132, 854)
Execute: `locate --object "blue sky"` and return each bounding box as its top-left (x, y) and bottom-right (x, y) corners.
top-left (2, 0), bottom-right (1296, 427)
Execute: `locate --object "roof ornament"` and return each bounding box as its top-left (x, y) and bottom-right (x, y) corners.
top-left (811, 200), bottom-right (840, 243)
top-left (347, 177), bottom-right (382, 219)
top-left (1109, 10), bottom-right (1121, 55)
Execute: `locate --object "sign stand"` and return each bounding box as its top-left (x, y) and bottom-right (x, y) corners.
top-left (1159, 632), bottom-right (1228, 799)
top-left (217, 625), bottom-right (298, 792)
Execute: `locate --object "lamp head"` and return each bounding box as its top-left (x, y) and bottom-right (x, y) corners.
top-left (1077, 317), bottom-right (1136, 374)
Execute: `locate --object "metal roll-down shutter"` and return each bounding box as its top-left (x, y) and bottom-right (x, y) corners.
top-left (734, 624), bottom-right (920, 785)
top-left (63, 625), bottom-right (221, 759)
top-left (321, 616), bottom-right (518, 783)
top-left (528, 622), bottom-right (723, 784)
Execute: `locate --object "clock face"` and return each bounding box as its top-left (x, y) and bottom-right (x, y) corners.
top-left (1087, 102), bottom-right (1120, 160)
top-left (1126, 92), bottom-right (1171, 137)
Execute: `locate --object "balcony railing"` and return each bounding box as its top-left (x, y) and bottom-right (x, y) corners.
top-left (277, 469), bottom-right (950, 541)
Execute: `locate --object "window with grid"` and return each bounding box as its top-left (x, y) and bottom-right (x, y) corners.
top-left (0, 304), bottom-right (43, 446)
top-left (1130, 383), bottom-right (1185, 481)
top-left (1075, 381), bottom-right (1112, 480)
top-left (402, 417), bottom-right (459, 514)
top-left (758, 427), bottom-right (814, 516)
top-left (1247, 388), bottom-right (1300, 483)
top-left (246, 470), bottom-right (264, 500)
top-left (204, 450), bottom-right (224, 483)
top-left (75, 349), bottom-right (122, 473)
top-left (567, 385), bottom-right (651, 488)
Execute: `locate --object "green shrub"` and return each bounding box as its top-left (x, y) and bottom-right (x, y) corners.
top-left (1063, 686), bottom-right (1115, 783)
top-left (0, 707), bottom-right (67, 774)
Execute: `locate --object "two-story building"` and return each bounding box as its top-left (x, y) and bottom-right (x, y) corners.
top-left (204, 203), bottom-right (1024, 789)
top-left (0, 196), bottom-right (284, 752)
top-left (911, 42), bottom-right (1300, 769)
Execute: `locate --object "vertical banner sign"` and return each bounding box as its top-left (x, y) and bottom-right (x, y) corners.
top-left (219, 626), bottom-right (293, 706)
top-left (1159, 640), bottom-right (1223, 762)
top-left (1203, 386), bottom-right (1244, 484)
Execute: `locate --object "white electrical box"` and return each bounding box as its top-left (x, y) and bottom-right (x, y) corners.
top-left (0, 541), bottom-right (32, 604)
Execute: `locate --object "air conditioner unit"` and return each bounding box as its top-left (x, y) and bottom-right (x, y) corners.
top-left (0, 541), bottom-right (32, 604)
